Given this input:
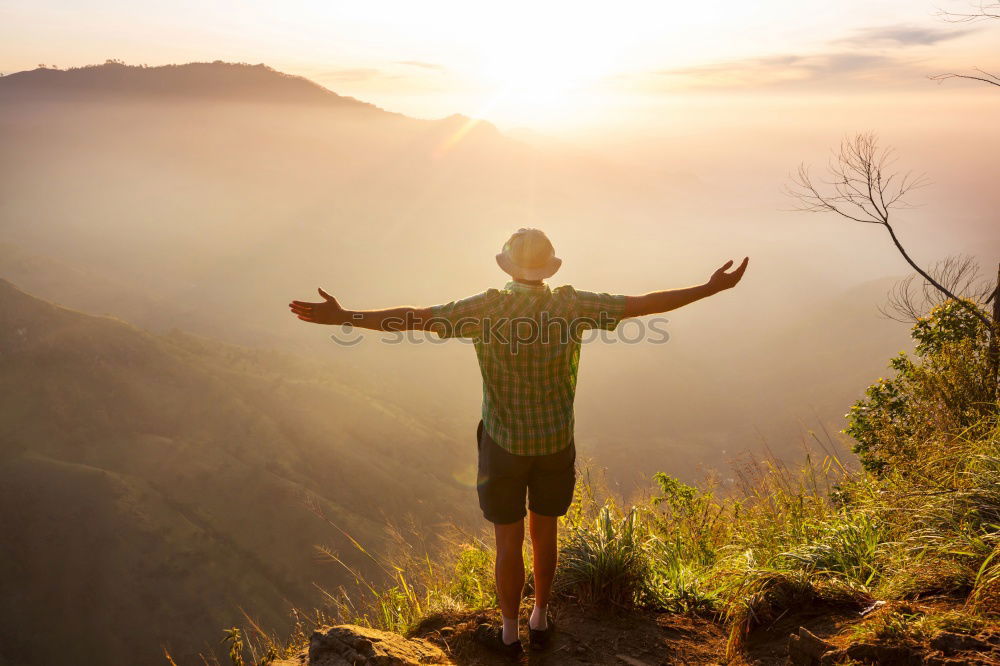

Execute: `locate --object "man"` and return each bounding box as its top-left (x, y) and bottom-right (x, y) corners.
top-left (289, 228), bottom-right (748, 657)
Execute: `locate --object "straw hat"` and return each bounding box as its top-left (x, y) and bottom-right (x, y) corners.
top-left (495, 228), bottom-right (562, 280)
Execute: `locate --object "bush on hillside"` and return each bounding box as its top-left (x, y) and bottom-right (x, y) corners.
top-left (846, 299), bottom-right (995, 473)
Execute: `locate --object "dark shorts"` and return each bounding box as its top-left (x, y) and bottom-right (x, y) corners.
top-left (476, 420), bottom-right (577, 525)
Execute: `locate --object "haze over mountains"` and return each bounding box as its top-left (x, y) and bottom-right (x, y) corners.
top-left (0, 60), bottom-right (994, 663)
top-left (0, 62), bottom-right (933, 476)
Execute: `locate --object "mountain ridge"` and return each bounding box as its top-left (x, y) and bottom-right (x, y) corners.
top-left (0, 60), bottom-right (378, 108)
top-left (0, 60), bottom-right (502, 136)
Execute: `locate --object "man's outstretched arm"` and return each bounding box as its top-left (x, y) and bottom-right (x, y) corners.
top-left (623, 257), bottom-right (749, 318)
top-left (289, 289), bottom-right (433, 331)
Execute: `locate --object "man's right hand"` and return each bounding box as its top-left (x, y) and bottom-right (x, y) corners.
top-left (708, 257), bottom-right (750, 293)
top-left (289, 288), bottom-right (348, 325)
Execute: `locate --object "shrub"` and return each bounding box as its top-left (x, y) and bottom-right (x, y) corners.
top-left (847, 300), bottom-right (995, 473)
top-left (556, 502), bottom-right (657, 606)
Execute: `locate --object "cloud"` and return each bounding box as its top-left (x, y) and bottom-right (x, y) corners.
top-left (650, 52), bottom-right (912, 90)
top-left (836, 24), bottom-right (979, 47)
top-left (394, 60), bottom-right (447, 72)
top-left (629, 20), bottom-right (983, 93)
top-left (303, 63), bottom-right (454, 96)
top-left (315, 67), bottom-right (394, 82)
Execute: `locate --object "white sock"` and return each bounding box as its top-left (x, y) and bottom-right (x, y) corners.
top-left (501, 615), bottom-right (520, 645)
top-left (529, 604), bottom-right (548, 631)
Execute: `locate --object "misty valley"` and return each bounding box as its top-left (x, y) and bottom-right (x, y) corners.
top-left (1, 61), bottom-right (997, 665)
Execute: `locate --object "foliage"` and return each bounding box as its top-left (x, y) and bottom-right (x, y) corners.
top-left (850, 605), bottom-right (987, 644)
top-left (222, 628), bottom-right (245, 666)
top-left (557, 503), bottom-right (657, 606)
top-left (847, 299), bottom-right (995, 473)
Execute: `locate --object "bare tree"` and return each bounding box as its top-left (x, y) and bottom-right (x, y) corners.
top-left (785, 133), bottom-right (992, 324)
top-left (929, 68), bottom-right (1000, 89)
top-left (927, 2), bottom-right (1000, 395)
top-left (938, 1), bottom-right (1000, 22)
top-left (932, 2), bottom-right (1000, 87)
top-left (787, 132), bottom-right (999, 396)
top-left (883, 255), bottom-right (996, 323)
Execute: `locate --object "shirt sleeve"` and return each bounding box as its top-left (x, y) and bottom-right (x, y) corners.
top-left (573, 288), bottom-right (628, 331)
top-left (427, 290), bottom-right (501, 339)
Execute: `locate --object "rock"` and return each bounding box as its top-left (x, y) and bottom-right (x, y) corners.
top-left (308, 625), bottom-right (450, 665)
top-left (930, 631), bottom-right (991, 655)
top-left (787, 635), bottom-right (809, 665)
top-left (924, 659), bottom-right (956, 666)
top-left (859, 600), bottom-right (886, 617)
top-left (847, 643), bottom-right (920, 665)
top-left (616, 656), bottom-right (653, 666)
top-left (788, 627), bottom-right (836, 665)
top-left (819, 648), bottom-right (848, 665)
top-left (820, 643), bottom-right (921, 665)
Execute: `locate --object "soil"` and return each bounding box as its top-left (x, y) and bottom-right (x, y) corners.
top-left (413, 600), bottom-right (726, 665)
top-left (408, 598), bottom-right (1000, 665)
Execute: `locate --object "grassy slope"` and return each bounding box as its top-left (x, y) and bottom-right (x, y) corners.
top-left (264, 314), bottom-right (999, 665)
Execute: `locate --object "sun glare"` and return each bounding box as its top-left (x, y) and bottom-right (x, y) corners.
top-left (467, 12), bottom-right (622, 127)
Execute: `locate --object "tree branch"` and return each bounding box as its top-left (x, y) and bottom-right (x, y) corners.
top-left (930, 69), bottom-right (1000, 88)
top-left (786, 132), bottom-right (993, 330)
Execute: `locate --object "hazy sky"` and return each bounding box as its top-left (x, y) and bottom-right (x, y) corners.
top-left (2, 0), bottom-right (997, 129)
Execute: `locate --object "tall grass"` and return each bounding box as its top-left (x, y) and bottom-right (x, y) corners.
top-left (312, 521), bottom-right (498, 635)
top-left (234, 412), bottom-right (995, 664)
top-left (553, 412), bottom-right (998, 655)
top-left (556, 503), bottom-right (655, 606)
top-left (245, 415), bottom-right (995, 661)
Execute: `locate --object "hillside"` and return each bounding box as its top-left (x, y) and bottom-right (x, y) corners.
top-left (0, 61), bottom-right (381, 109)
top-left (0, 278), bottom-right (478, 665)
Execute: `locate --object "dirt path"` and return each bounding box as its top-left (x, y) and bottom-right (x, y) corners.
top-left (411, 602), bottom-right (730, 665)
top-left (409, 598), bottom-right (1000, 665)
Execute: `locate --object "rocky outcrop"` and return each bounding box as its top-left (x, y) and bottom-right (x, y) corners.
top-left (289, 625), bottom-right (451, 666)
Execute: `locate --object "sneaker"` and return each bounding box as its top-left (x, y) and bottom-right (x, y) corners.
top-left (528, 615), bottom-right (555, 650)
top-left (473, 623), bottom-right (524, 659)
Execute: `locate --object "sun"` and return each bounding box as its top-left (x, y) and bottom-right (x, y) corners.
top-left (482, 50), bottom-right (590, 107)
top-left (469, 19), bottom-right (621, 127)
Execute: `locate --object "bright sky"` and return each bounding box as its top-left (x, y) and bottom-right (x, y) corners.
top-left (1, 0), bottom-right (997, 129)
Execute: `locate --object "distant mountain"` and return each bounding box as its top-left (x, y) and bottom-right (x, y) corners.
top-left (0, 61), bottom-right (382, 109)
top-left (0, 61), bottom-right (505, 145)
top-left (0, 278), bottom-right (477, 665)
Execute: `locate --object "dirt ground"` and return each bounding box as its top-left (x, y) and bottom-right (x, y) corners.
top-left (413, 601), bottom-right (728, 665)
top-left (409, 598), bottom-right (1000, 665)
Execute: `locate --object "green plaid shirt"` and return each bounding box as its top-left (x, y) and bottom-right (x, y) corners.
top-left (429, 281), bottom-right (626, 456)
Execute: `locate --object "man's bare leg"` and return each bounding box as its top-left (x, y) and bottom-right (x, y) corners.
top-left (494, 519), bottom-right (525, 644)
top-left (528, 511), bottom-right (558, 630)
